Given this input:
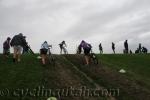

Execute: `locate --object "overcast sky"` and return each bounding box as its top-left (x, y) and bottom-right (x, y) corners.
top-left (0, 0), bottom-right (150, 54)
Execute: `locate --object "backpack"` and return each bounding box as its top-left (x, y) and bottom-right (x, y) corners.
top-left (85, 44), bottom-right (92, 50)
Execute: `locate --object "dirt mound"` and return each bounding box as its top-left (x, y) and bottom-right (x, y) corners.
top-left (42, 55), bottom-right (108, 100)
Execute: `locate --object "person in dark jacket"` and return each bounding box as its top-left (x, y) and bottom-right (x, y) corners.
top-left (10, 33), bottom-right (26, 62)
top-left (112, 42), bottom-right (115, 54)
top-left (139, 43), bottom-right (142, 53)
top-left (22, 36), bottom-right (29, 54)
top-left (3, 37), bottom-right (11, 57)
top-left (59, 41), bottom-right (67, 54)
top-left (142, 47), bottom-right (148, 54)
top-left (124, 40), bottom-right (128, 54)
top-left (99, 43), bottom-right (103, 54)
top-left (78, 40), bottom-right (92, 65)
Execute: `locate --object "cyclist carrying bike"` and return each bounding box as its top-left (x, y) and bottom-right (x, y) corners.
top-left (40, 41), bottom-right (51, 65)
top-left (78, 40), bottom-right (92, 65)
top-left (59, 41), bottom-right (68, 54)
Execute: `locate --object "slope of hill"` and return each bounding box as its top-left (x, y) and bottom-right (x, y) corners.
top-left (64, 54), bottom-right (150, 100)
top-left (0, 54), bottom-right (150, 100)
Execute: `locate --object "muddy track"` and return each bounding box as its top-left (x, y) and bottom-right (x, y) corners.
top-left (64, 54), bottom-right (150, 100)
top-left (42, 55), bottom-right (108, 100)
top-left (62, 56), bottom-right (116, 100)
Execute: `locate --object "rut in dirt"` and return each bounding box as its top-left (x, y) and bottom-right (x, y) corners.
top-left (42, 55), bottom-right (113, 100)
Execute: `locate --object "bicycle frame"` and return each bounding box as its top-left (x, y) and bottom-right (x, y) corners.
top-left (89, 49), bottom-right (99, 65)
top-left (47, 47), bottom-right (55, 66)
top-left (62, 46), bottom-right (68, 54)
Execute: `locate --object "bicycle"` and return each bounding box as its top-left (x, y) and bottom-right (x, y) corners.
top-left (47, 45), bottom-right (56, 66)
top-left (77, 47), bottom-right (99, 65)
top-left (62, 46), bottom-right (68, 54)
top-left (89, 50), bottom-right (99, 65)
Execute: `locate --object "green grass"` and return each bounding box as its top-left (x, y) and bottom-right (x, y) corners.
top-left (1, 54), bottom-right (150, 100)
top-left (0, 54), bottom-right (107, 100)
top-left (64, 54), bottom-right (150, 100)
top-left (0, 54), bottom-right (44, 100)
top-left (98, 54), bottom-right (150, 89)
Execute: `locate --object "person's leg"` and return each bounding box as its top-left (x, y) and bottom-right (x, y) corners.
top-left (13, 46), bottom-right (17, 62)
top-left (17, 52), bottom-right (21, 62)
top-left (100, 50), bottom-right (102, 54)
top-left (60, 47), bottom-right (62, 54)
top-left (113, 49), bottom-right (115, 54)
top-left (3, 49), bottom-right (7, 58)
top-left (62, 47), bottom-right (65, 54)
top-left (63, 47), bottom-right (67, 54)
top-left (124, 48), bottom-right (126, 54)
top-left (41, 49), bottom-right (48, 65)
top-left (84, 49), bottom-right (90, 65)
top-left (65, 48), bottom-right (68, 54)
top-left (85, 55), bottom-right (89, 65)
top-left (17, 46), bottom-right (22, 62)
top-left (41, 54), bottom-right (46, 65)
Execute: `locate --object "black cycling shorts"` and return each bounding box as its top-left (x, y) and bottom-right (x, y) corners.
top-left (40, 48), bottom-right (48, 55)
top-left (84, 48), bottom-right (91, 55)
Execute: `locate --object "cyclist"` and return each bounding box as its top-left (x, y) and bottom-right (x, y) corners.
top-left (78, 40), bottom-right (92, 65)
top-left (124, 40), bottom-right (129, 54)
top-left (99, 43), bottom-right (103, 54)
top-left (112, 42), bottom-right (115, 54)
top-left (40, 41), bottom-right (51, 65)
top-left (10, 33), bottom-right (26, 62)
top-left (3, 37), bottom-right (11, 57)
top-left (22, 36), bottom-right (29, 54)
top-left (59, 41), bottom-right (68, 54)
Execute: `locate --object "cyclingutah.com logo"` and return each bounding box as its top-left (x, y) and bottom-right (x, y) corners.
top-left (0, 86), bottom-right (120, 98)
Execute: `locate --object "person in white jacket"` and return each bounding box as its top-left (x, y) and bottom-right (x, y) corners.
top-left (40, 41), bottom-right (51, 65)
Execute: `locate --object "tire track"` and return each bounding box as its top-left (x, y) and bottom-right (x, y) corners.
top-left (62, 56), bottom-right (116, 100)
top-left (43, 55), bottom-right (106, 100)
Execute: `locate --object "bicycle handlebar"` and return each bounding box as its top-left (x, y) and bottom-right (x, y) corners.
top-left (48, 45), bottom-right (52, 49)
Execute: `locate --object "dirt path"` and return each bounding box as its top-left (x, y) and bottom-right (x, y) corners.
top-left (42, 55), bottom-right (109, 100)
top-left (62, 56), bottom-right (116, 100)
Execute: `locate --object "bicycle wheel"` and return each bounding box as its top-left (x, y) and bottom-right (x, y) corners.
top-left (51, 55), bottom-right (56, 66)
top-left (90, 53), bottom-right (98, 65)
top-left (93, 58), bottom-right (98, 65)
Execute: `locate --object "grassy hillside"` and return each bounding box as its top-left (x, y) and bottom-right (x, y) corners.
top-left (0, 54), bottom-right (106, 100)
top-left (65, 54), bottom-right (150, 100)
top-left (99, 54), bottom-right (150, 89)
top-left (0, 54), bottom-right (150, 100)
top-left (0, 54), bottom-right (44, 100)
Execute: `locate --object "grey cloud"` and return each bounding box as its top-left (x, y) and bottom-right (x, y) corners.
top-left (0, 0), bottom-right (150, 53)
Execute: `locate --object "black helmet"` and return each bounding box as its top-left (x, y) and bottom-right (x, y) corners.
top-left (7, 37), bottom-right (11, 41)
top-left (62, 41), bottom-right (65, 43)
top-left (81, 40), bottom-right (85, 43)
top-left (44, 41), bottom-right (47, 43)
top-left (19, 33), bottom-right (23, 36)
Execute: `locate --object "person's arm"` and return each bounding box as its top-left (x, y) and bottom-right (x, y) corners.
top-left (78, 45), bottom-right (82, 54)
top-left (41, 44), bottom-right (44, 49)
top-left (63, 42), bottom-right (67, 47)
top-left (48, 45), bottom-right (52, 48)
top-left (3, 41), bottom-right (6, 48)
top-left (10, 38), bottom-right (14, 47)
top-left (89, 44), bottom-right (92, 48)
